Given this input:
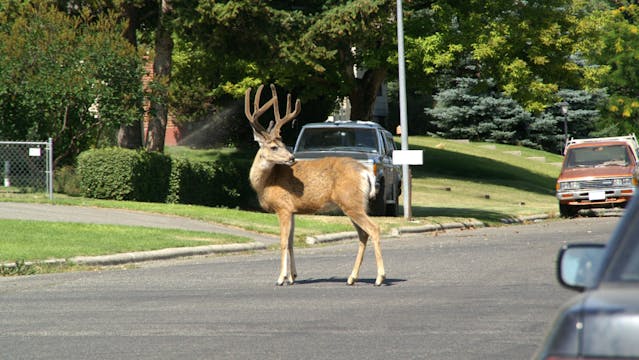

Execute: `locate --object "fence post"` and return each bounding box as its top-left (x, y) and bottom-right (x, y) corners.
top-left (47, 138), bottom-right (53, 201)
top-left (3, 160), bottom-right (9, 187)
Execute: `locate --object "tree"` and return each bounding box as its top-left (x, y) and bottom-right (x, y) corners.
top-left (0, 2), bottom-right (143, 165)
top-left (405, 0), bottom-right (581, 113)
top-left (169, 0), bottom-right (396, 125)
top-left (145, 0), bottom-right (173, 152)
top-left (525, 88), bottom-right (606, 153)
top-left (302, 0), bottom-right (395, 120)
top-left (578, 1), bottom-right (639, 135)
top-left (425, 77), bottom-right (533, 144)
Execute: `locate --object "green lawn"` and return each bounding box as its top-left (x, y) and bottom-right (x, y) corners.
top-left (0, 219), bottom-right (249, 263)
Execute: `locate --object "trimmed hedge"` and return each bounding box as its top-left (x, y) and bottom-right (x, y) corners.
top-left (77, 147), bottom-right (253, 208)
top-left (77, 148), bottom-right (171, 202)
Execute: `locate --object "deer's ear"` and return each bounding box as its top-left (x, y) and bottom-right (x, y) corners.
top-left (252, 129), bottom-right (268, 146)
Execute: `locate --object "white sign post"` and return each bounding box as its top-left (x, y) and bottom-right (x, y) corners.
top-left (392, 150), bottom-right (423, 166)
top-left (393, 150), bottom-right (423, 219)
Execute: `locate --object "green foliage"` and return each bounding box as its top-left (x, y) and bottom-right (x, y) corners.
top-left (167, 157), bottom-right (247, 208)
top-left (0, 2), bottom-right (143, 165)
top-left (426, 78), bottom-right (533, 144)
top-left (0, 260), bottom-right (36, 276)
top-left (405, 0), bottom-right (579, 112)
top-left (53, 165), bottom-right (82, 196)
top-left (426, 78), bottom-right (606, 153)
top-left (77, 147), bottom-right (254, 208)
top-left (170, 0), bottom-right (395, 123)
top-left (578, 2), bottom-right (639, 134)
top-left (77, 148), bottom-right (171, 202)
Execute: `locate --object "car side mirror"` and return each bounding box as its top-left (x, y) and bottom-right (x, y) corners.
top-left (557, 243), bottom-right (606, 291)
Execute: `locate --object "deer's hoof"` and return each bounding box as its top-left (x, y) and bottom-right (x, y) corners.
top-left (374, 275), bottom-right (386, 287)
top-left (276, 278), bottom-right (285, 286)
top-left (347, 276), bottom-right (357, 285)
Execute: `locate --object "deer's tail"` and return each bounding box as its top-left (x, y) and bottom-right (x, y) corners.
top-left (363, 168), bottom-right (377, 199)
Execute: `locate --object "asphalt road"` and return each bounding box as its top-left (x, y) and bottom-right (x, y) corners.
top-left (0, 213), bottom-right (620, 360)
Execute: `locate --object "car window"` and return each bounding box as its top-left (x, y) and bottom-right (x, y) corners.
top-left (383, 132), bottom-right (396, 154)
top-left (604, 209), bottom-right (639, 282)
top-left (615, 240), bottom-right (639, 281)
top-left (296, 128), bottom-right (379, 153)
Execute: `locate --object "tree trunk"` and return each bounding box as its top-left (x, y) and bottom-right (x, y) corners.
top-left (146, 0), bottom-right (173, 152)
top-left (117, 122), bottom-right (143, 149)
top-left (117, 2), bottom-right (143, 149)
top-left (349, 67), bottom-right (387, 121)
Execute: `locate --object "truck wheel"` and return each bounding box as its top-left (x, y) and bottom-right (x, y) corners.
top-left (385, 191), bottom-right (399, 217)
top-left (369, 183), bottom-right (386, 216)
top-left (559, 204), bottom-right (578, 218)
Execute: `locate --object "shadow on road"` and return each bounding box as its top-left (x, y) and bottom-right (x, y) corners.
top-left (293, 277), bottom-right (407, 286)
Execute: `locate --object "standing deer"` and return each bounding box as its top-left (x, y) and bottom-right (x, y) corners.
top-left (246, 84), bottom-right (386, 286)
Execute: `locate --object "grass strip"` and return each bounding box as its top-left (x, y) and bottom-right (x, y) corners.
top-left (0, 219), bottom-right (250, 263)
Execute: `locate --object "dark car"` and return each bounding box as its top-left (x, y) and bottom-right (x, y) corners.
top-left (292, 120), bottom-right (401, 216)
top-left (534, 194), bottom-right (639, 359)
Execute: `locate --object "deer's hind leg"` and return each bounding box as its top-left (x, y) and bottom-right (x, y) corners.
top-left (347, 221), bottom-right (368, 285)
top-left (346, 213), bottom-right (385, 286)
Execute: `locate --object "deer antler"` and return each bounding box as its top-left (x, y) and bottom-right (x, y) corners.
top-left (245, 84), bottom-right (276, 136)
top-left (245, 84), bottom-right (300, 139)
top-left (269, 84), bottom-right (301, 139)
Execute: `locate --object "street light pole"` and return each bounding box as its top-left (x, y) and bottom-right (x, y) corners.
top-left (559, 101), bottom-right (569, 154)
top-left (396, 0), bottom-right (411, 219)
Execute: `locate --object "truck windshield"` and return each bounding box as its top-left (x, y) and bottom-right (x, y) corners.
top-left (296, 128), bottom-right (379, 153)
top-left (565, 145), bottom-right (630, 168)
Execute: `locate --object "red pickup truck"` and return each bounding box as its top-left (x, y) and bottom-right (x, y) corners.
top-left (556, 135), bottom-right (639, 217)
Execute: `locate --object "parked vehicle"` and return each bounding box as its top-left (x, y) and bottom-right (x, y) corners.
top-left (534, 193), bottom-right (639, 359)
top-left (293, 120), bottom-right (401, 216)
top-left (556, 134), bottom-right (639, 217)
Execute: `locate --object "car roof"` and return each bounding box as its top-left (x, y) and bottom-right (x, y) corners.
top-left (300, 120), bottom-right (387, 130)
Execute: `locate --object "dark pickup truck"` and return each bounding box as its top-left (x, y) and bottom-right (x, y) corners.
top-left (292, 120), bottom-right (401, 216)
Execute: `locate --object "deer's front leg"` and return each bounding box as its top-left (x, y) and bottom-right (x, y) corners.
top-left (276, 212), bottom-right (295, 286)
top-left (288, 215), bottom-right (297, 281)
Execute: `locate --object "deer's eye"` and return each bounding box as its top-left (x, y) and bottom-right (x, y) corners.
top-left (270, 145), bottom-right (279, 151)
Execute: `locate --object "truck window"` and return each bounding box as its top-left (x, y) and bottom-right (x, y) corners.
top-left (297, 128), bottom-right (378, 153)
top-left (565, 145), bottom-right (630, 168)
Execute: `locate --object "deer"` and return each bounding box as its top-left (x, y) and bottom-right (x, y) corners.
top-left (245, 84), bottom-right (386, 286)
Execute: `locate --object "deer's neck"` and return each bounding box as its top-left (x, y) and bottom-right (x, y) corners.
top-left (249, 150), bottom-right (276, 194)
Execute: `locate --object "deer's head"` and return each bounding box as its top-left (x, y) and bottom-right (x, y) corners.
top-left (245, 84), bottom-right (301, 166)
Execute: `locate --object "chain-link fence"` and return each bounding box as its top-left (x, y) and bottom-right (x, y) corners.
top-left (0, 139), bottom-right (53, 200)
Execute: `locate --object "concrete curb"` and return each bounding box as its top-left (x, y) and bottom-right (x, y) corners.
top-left (306, 231), bottom-right (359, 245)
top-left (392, 220), bottom-right (486, 236)
top-left (305, 219), bottom-right (488, 245)
top-left (500, 214), bottom-right (550, 224)
top-left (1, 242), bottom-right (266, 269)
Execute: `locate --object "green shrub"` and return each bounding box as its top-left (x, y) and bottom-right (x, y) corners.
top-left (167, 157), bottom-right (250, 208)
top-left (76, 147), bottom-right (254, 208)
top-left (77, 148), bottom-right (171, 202)
top-left (53, 165), bottom-right (82, 196)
